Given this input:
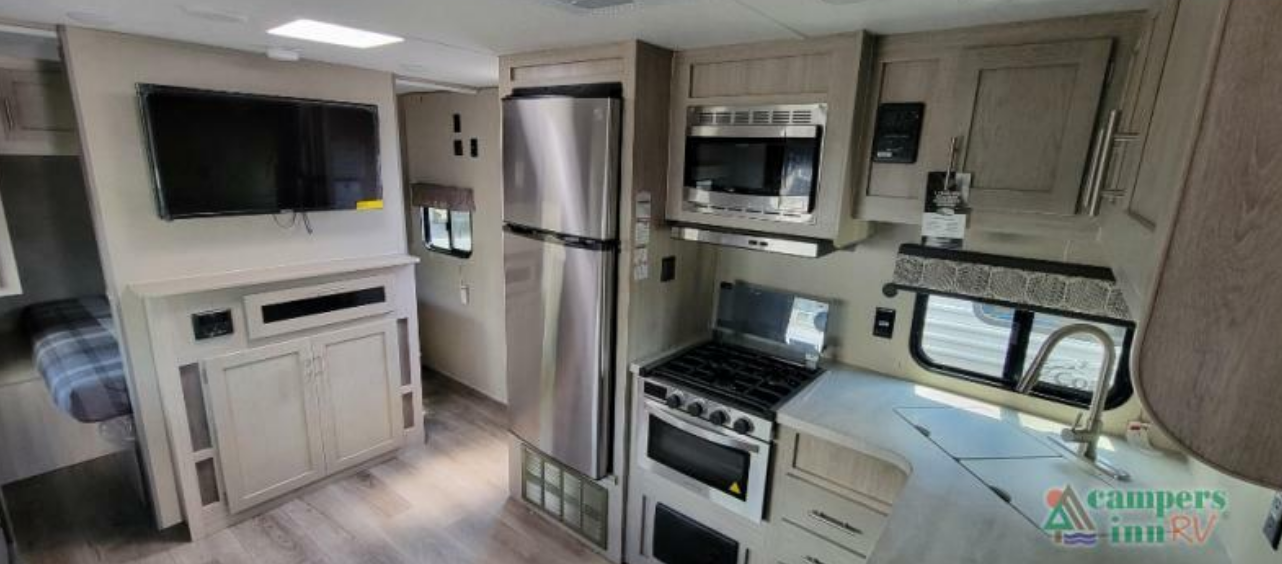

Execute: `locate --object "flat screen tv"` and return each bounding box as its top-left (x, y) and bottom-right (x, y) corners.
top-left (139, 84), bottom-right (382, 220)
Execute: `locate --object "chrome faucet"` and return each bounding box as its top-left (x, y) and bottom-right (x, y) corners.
top-left (1016, 324), bottom-right (1130, 481)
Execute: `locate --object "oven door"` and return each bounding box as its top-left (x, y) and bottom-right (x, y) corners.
top-left (683, 125), bottom-right (822, 216)
top-left (646, 502), bottom-right (745, 564)
top-left (637, 399), bottom-right (770, 521)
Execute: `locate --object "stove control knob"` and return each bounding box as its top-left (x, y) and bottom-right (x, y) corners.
top-left (665, 394), bottom-right (683, 409)
top-left (733, 418), bottom-right (755, 435)
top-left (708, 410), bottom-right (729, 426)
top-left (686, 402), bottom-right (705, 417)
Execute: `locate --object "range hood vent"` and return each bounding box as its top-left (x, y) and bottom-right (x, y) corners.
top-left (692, 106), bottom-right (822, 127)
top-left (671, 224), bottom-right (839, 258)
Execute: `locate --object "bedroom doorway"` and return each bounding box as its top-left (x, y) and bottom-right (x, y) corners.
top-left (0, 26), bottom-right (139, 564)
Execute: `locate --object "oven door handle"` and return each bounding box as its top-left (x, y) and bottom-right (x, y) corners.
top-left (688, 125), bottom-right (820, 139)
top-left (648, 405), bottom-right (765, 454)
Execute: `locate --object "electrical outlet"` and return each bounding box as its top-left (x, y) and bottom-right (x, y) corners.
top-left (1264, 492), bottom-right (1282, 550)
top-left (660, 256), bottom-right (676, 282)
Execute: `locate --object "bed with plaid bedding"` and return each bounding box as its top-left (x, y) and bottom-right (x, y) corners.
top-left (23, 296), bottom-right (130, 423)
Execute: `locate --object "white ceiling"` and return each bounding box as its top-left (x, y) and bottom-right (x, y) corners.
top-left (0, 0), bottom-right (1150, 88)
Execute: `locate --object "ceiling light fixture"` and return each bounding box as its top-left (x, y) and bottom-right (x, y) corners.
top-left (266, 47), bottom-right (301, 62)
top-left (267, 19), bottom-right (402, 49)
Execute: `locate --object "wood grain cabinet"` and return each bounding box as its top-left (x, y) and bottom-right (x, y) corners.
top-left (765, 428), bottom-right (908, 564)
top-left (204, 320), bottom-right (402, 513)
top-left (1114, 0), bottom-right (1282, 489)
top-left (953, 39), bottom-right (1112, 216)
top-left (852, 13), bottom-right (1145, 236)
top-left (1099, 0), bottom-right (1228, 311)
top-left (0, 65), bottom-right (78, 156)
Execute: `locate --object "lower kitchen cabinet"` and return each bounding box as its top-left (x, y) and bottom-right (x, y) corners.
top-left (203, 320), bottom-right (403, 514)
top-left (765, 429), bottom-right (908, 563)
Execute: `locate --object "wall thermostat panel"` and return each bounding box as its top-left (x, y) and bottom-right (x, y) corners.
top-left (872, 102), bottom-right (925, 164)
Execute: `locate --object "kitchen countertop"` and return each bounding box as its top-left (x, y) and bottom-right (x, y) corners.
top-left (778, 365), bottom-right (1232, 564)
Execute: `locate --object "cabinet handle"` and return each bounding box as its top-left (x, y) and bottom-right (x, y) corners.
top-left (809, 509), bottom-right (863, 537)
top-left (1, 99), bottom-right (14, 130)
top-left (1084, 110), bottom-right (1145, 217)
top-left (1085, 109), bottom-right (1122, 217)
top-left (803, 556), bottom-right (828, 564)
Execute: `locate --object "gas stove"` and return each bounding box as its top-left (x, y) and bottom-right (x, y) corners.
top-left (642, 341), bottom-right (823, 419)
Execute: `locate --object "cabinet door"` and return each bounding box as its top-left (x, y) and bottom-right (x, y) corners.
top-left (0, 68), bottom-right (77, 156)
top-left (312, 320), bottom-right (403, 474)
top-left (955, 39), bottom-right (1112, 215)
top-left (204, 339), bottom-right (325, 514)
top-left (1100, 0), bottom-right (1228, 311)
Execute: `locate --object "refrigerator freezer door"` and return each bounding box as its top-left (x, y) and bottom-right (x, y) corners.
top-left (503, 230), bottom-right (615, 479)
top-left (502, 97), bottom-right (621, 240)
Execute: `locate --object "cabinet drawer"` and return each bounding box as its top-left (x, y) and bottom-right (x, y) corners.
top-left (773, 521), bottom-right (867, 564)
top-left (775, 474), bottom-right (887, 557)
top-left (785, 431), bottom-right (908, 511)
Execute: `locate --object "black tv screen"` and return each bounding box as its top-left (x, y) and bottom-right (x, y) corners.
top-left (139, 85), bottom-right (382, 220)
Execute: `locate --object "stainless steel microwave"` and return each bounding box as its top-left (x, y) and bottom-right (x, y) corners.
top-left (682, 103), bottom-right (827, 223)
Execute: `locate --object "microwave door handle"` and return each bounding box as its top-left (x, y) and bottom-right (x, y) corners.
top-left (784, 125), bottom-right (819, 138)
top-left (648, 405), bottom-right (764, 454)
top-left (689, 125), bottom-right (794, 139)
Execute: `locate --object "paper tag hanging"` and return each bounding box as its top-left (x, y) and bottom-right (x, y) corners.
top-left (921, 171), bottom-right (971, 249)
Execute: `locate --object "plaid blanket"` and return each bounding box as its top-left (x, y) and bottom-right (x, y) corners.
top-left (23, 296), bottom-right (130, 423)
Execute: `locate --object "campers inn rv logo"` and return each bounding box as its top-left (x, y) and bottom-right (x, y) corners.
top-left (1043, 485), bottom-right (1226, 547)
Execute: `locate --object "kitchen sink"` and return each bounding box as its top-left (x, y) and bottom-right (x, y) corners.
top-left (898, 406), bottom-right (1118, 529)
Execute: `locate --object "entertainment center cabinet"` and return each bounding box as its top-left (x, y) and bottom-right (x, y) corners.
top-left (126, 255), bottom-right (422, 538)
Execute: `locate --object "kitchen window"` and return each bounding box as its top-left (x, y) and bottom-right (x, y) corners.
top-left (910, 294), bottom-right (1134, 409)
top-left (422, 207), bottom-right (472, 258)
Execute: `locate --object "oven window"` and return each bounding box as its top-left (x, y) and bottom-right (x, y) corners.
top-left (684, 136), bottom-right (819, 198)
top-left (648, 415), bottom-right (750, 500)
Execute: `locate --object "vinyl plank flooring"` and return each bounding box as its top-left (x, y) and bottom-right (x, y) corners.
top-left (228, 512), bottom-right (334, 564)
top-left (278, 500), bottom-right (409, 564)
top-left (5, 372), bottom-right (609, 564)
top-left (167, 529), bottom-right (254, 564)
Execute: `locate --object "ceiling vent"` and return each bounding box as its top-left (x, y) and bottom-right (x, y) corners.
top-left (536, 0), bottom-right (690, 16)
top-left (566, 0), bottom-right (635, 9)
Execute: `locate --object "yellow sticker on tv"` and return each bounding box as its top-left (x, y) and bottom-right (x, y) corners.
top-left (356, 200), bottom-right (384, 210)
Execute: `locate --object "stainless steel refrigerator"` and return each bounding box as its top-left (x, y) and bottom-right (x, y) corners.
top-left (502, 90), bottom-right (621, 480)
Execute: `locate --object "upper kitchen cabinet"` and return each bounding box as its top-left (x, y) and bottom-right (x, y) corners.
top-left (853, 14), bottom-right (1145, 236)
top-left (665, 33), bottom-right (875, 250)
top-left (0, 58), bottom-right (78, 156)
top-left (953, 40), bottom-right (1110, 216)
top-left (1098, 0), bottom-right (1228, 312)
